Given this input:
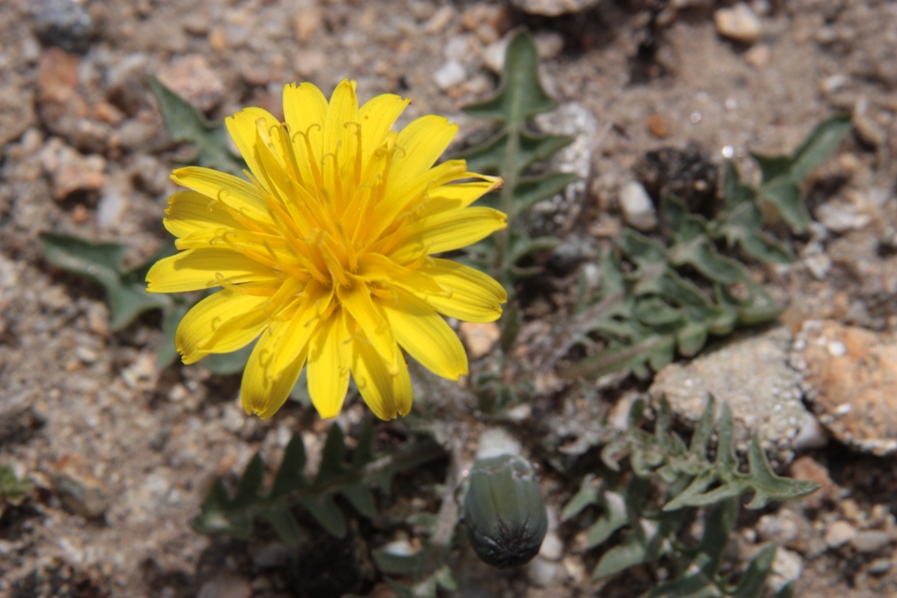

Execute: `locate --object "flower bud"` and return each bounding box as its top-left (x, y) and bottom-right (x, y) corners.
top-left (463, 455), bottom-right (548, 568)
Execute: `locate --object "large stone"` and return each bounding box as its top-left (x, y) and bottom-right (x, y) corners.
top-left (650, 327), bottom-right (817, 467)
top-left (791, 320), bottom-right (897, 456)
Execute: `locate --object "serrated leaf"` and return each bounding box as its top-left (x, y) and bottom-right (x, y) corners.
top-left (40, 233), bottom-right (171, 330)
top-left (193, 429), bottom-right (444, 544)
top-left (460, 131), bottom-right (573, 177)
top-left (731, 544), bottom-right (776, 598)
top-left (676, 321), bottom-right (709, 357)
top-left (158, 299), bottom-right (188, 367)
top-left (592, 533), bottom-right (652, 580)
top-left (259, 506), bottom-right (305, 547)
top-left (513, 171), bottom-right (579, 213)
top-left (300, 494), bottom-right (347, 537)
top-left (234, 454), bottom-right (265, 507)
top-left (743, 432), bottom-right (819, 509)
top-left (149, 77), bottom-right (245, 175)
top-left (671, 238), bottom-right (750, 285)
top-left (644, 573), bottom-right (723, 598)
top-left (373, 550), bottom-right (422, 576)
top-left (271, 434), bottom-right (308, 497)
top-left (509, 234), bottom-right (560, 264)
top-left (463, 31), bottom-right (557, 122)
top-left (750, 153), bottom-right (793, 185)
top-left (499, 301), bottom-right (521, 354)
top-left (341, 484), bottom-right (377, 519)
top-left (561, 478), bottom-right (600, 521)
top-left (634, 297), bottom-right (683, 326)
top-left (585, 491), bottom-right (629, 548)
top-left (618, 229), bottom-right (668, 268)
top-left (317, 423), bottom-right (347, 483)
top-left (690, 395), bottom-right (717, 458)
top-left (759, 179), bottom-right (809, 232)
top-left (202, 342), bottom-right (254, 375)
top-left (789, 115), bottom-right (851, 182)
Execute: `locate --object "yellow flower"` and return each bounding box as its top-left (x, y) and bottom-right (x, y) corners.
top-left (147, 80), bottom-right (507, 420)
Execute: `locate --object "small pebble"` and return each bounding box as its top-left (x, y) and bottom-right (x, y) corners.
top-left (527, 557), bottom-right (561, 587)
top-left (714, 3), bottom-right (762, 44)
top-left (646, 113), bottom-right (671, 138)
top-left (851, 530), bottom-right (892, 554)
top-left (824, 520), bottom-right (857, 549)
top-left (459, 322), bottom-right (501, 359)
top-left (538, 532), bottom-right (563, 561)
top-left (619, 181), bottom-right (658, 231)
top-left (433, 60), bottom-right (467, 91)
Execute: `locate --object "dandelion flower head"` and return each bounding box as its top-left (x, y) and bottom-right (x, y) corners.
top-left (146, 80), bottom-right (507, 420)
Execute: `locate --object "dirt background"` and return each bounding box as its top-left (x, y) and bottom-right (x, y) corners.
top-left (1, 0), bottom-right (896, 596)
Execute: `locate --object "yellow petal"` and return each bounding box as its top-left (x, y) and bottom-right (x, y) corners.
top-left (356, 252), bottom-right (446, 297)
top-left (163, 190), bottom-right (247, 238)
top-left (224, 107), bottom-right (284, 185)
top-left (265, 279), bottom-right (333, 376)
top-left (427, 176), bottom-right (503, 210)
top-left (391, 115), bottom-right (458, 181)
top-left (307, 307), bottom-right (351, 419)
top-left (175, 287), bottom-right (273, 363)
top-left (323, 80), bottom-right (359, 193)
top-left (171, 167), bottom-right (275, 229)
top-left (367, 160), bottom-right (470, 242)
top-left (175, 228), bottom-right (288, 255)
top-left (337, 280), bottom-right (399, 375)
top-left (146, 248), bottom-right (279, 293)
top-left (283, 82), bottom-right (328, 192)
top-left (380, 287), bottom-right (468, 380)
top-left (358, 93), bottom-right (410, 165)
top-left (352, 334), bottom-right (412, 420)
top-left (421, 259), bottom-right (507, 323)
top-left (241, 324), bottom-right (308, 419)
top-left (385, 207), bottom-right (507, 264)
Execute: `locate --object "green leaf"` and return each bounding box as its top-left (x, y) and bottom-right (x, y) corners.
top-left (463, 31), bottom-right (557, 122)
top-left (618, 229), bottom-right (668, 268)
top-left (759, 179), bottom-right (809, 232)
top-left (149, 77), bottom-right (246, 175)
top-left (0, 465), bottom-right (33, 506)
top-left (499, 302), bottom-right (521, 354)
top-left (789, 115), bottom-right (851, 182)
top-left (40, 233), bottom-right (171, 330)
top-left (192, 428), bottom-right (445, 544)
top-left (202, 343), bottom-right (254, 375)
top-left (561, 477), bottom-right (600, 521)
top-left (676, 321), bottom-right (709, 357)
top-left (460, 131), bottom-right (573, 177)
top-left (259, 506), bottom-right (305, 547)
top-left (585, 491), bottom-right (628, 548)
top-left (731, 544), bottom-right (777, 598)
top-left (744, 432), bottom-right (819, 509)
top-left (750, 153), bottom-right (793, 185)
top-left (513, 171), bottom-right (579, 214)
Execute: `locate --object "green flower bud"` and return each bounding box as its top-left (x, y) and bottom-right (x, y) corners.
top-left (463, 455), bottom-right (548, 568)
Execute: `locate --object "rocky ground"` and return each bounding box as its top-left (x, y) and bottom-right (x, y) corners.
top-left (1, 0), bottom-right (896, 596)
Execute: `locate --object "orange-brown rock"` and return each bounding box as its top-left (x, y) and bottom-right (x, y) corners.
top-left (792, 320), bottom-right (897, 455)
